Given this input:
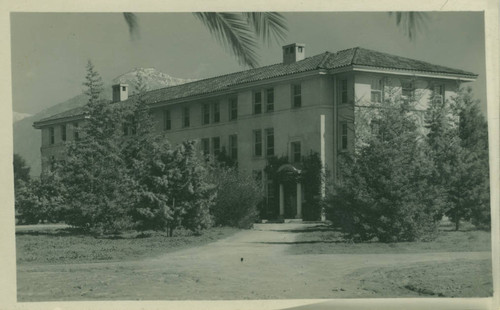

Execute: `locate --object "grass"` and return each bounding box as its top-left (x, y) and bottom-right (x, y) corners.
top-left (287, 221), bottom-right (491, 255)
top-left (16, 225), bottom-right (239, 265)
top-left (350, 259), bottom-right (493, 297)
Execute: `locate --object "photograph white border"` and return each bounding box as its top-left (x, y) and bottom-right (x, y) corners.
top-left (1, 0), bottom-right (498, 309)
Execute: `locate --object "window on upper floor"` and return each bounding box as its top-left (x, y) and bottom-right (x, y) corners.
top-left (73, 122), bottom-right (79, 140)
top-left (371, 79), bottom-right (384, 103)
top-left (254, 129), bottom-right (262, 157)
top-left (266, 88), bottom-right (274, 112)
top-left (49, 127), bottom-right (55, 145)
top-left (254, 91), bottom-right (262, 114)
top-left (183, 107), bottom-right (190, 127)
top-left (266, 128), bottom-right (274, 156)
top-left (163, 109), bottom-right (171, 130)
top-left (61, 124), bottom-right (67, 142)
top-left (291, 141), bottom-right (301, 163)
top-left (292, 84), bottom-right (301, 108)
top-left (340, 122), bottom-right (348, 150)
top-left (229, 97), bottom-right (238, 120)
top-left (213, 102), bottom-right (220, 123)
top-left (202, 103), bottom-right (210, 125)
top-left (432, 84), bottom-right (445, 104)
top-left (340, 79), bottom-right (348, 104)
top-left (229, 134), bottom-right (238, 160)
top-left (201, 138), bottom-right (210, 156)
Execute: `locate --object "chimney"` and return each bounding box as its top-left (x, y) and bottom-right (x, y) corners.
top-left (112, 83), bottom-right (129, 103)
top-left (282, 43), bottom-right (305, 64)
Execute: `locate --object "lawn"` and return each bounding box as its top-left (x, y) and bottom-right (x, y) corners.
top-left (16, 225), bottom-right (239, 264)
top-left (287, 221), bottom-right (491, 255)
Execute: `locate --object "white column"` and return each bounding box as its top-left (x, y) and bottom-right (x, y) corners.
top-left (320, 114), bottom-right (326, 221)
top-left (279, 183), bottom-right (284, 218)
top-left (296, 183), bottom-right (302, 219)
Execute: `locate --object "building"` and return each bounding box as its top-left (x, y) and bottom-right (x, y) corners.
top-left (33, 44), bottom-right (477, 220)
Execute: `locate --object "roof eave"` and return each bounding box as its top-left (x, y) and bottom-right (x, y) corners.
top-left (33, 114), bottom-right (87, 129)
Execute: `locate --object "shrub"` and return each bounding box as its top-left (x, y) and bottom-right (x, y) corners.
top-left (209, 165), bottom-right (263, 228)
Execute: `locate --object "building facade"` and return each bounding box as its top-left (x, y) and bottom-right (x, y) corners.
top-left (33, 44), bottom-right (477, 220)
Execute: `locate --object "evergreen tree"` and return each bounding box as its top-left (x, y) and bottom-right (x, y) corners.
top-left (13, 153), bottom-right (31, 194)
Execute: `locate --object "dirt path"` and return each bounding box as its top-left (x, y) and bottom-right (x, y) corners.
top-left (17, 223), bottom-right (491, 301)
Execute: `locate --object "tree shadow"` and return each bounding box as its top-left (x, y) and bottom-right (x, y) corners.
top-left (252, 240), bottom-right (345, 245)
top-left (15, 227), bottom-right (87, 237)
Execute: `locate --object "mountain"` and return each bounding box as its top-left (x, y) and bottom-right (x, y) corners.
top-left (13, 112), bottom-right (33, 123)
top-left (13, 68), bottom-right (194, 176)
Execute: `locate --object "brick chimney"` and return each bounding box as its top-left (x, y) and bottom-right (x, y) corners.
top-left (282, 43), bottom-right (305, 64)
top-left (112, 83), bottom-right (129, 103)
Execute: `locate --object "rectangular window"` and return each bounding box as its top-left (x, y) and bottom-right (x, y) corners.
top-left (291, 141), bottom-right (301, 163)
top-left (61, 124), bottom-right (67, 142)
top-left (229, 97), bottom-right (238, 120)
top-left (229, 134), bottom-right (238, 160)
top-left (163, 110), bottom-right (171, 130)
top-left (73, 122), bottom-right (79, 140)
top-left (253, 130), bottom-right (262, 157)
top-left (202, 104), bottom-right (210, 125)
top-left (341, 123), bottom-right (348, 150)
top-left (266, 88), bottom-right (274, 112)
top-left (183, 107), bottom-right (190, 127)
top-left (266, 128), bottom-right (274, 156)
top-left (212, 137), bottom-right (220, 156)
top-left (253, 170), bottom-right (263, 183)
top-left (254, 91), bottom-right (262, 114)
top-left (371, 79), bottom-right (383, 103)
top-left (341, 79), bottom-right (348, 104)
top-left (213, 102), bottom-right (220, 123)
top-left (201, 138), bottom-right (210, 155)
top-left (402, 80), bottom-right (415, 99)
top-left (433, 84), bottom-right (445, 104)
top-left (292, 84), bottom-right (301, 108)
top-left (49, 127), bottom-right (55, 145)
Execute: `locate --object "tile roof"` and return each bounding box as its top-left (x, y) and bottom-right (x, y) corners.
top-left (34, 47), bottom-right (477, 126)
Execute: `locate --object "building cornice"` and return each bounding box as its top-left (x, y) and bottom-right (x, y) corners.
top-left (33, 114), bottom-right (87, 129)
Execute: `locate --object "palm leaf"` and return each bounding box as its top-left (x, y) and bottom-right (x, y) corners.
top-left (123, 12), bottom-right (140, 40)
top-left (244, 12), bottom-right (288, 45)
top-left (389, 12), bottom-right (428, 40)
top-left (193, 12), bottom-right (259, 68)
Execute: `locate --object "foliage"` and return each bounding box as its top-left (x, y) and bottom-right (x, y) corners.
top-left (15, 169), bottom-right (65, 225)
top-left (209, 164), bottom-right (264, 228)
top-left (329, 99), bottom-right (441, 242)
top-left (426, 87), bottom-right (490, 230)
top-left (14, 153), bottom-right (31, 193)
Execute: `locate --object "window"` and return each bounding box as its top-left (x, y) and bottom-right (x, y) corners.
top-left (292, 84), bottom-right (301, 108)
top-left (123, 116), bottom-right (136, 136)
top-left (371, 79), bottom-right (383, 103)
top-left (183, 107), bottom-right (190, 127)
top-left (229, 97), bottom-right (238, 120)
top-left (370, 120), bottom-right (380, 137)
top-left (202, 104), bottom-right (210, 125)
top-left (432, 84), bottom-right (445, 104)
top-left (122, 86), bottom-right (126, 91)
top-left (201, 138), bottom-right (210, 155)
top-left (61, 124), bottom-right (67, 142)
top-left (73, 122), bottom-right (79, 140)
top-left (254, 91), bottom-right (262, 114)
top-left (341, 123), bottom-right (348, 150)
top-left (254, 130), bottom-right (262, 157)
top-left (212, 137), bottom-right (220, 156)
top-left (266, 128), bottom-right (274, 156)
top-left (341, 79), bottom-right (348, 104)
top-left (213, 102), bottom-right (220, 123)
top-left (291, 141), bottom-right (301, 163)
top-left (266, 88), bottom-right (274, 112)
top-left (49, 127), bottom-right (55, 145)
top-left (229, 134), bottom-right (238, 160)
top-left (163, 110), bottom-right (171, 130)
top-left (253, 170), bottom-right (263, 183)
top-left (401, 80), bottom-right (415, 100)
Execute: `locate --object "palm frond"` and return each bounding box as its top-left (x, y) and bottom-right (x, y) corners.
top-left (123, 13), bottom-right (140, 40)
top-left (244, 12), bottom-right (288, 45)
top-left (389, 12), bottom-right (428, 41)
top-left (193, 12), bottom-right (259, 68)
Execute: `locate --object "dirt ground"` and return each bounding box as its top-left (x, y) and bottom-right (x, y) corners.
top-left (17, 223), bottom-right (492, 301)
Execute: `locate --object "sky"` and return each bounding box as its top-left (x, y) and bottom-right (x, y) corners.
top-left (10, 12), bottom-right (486, 115)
